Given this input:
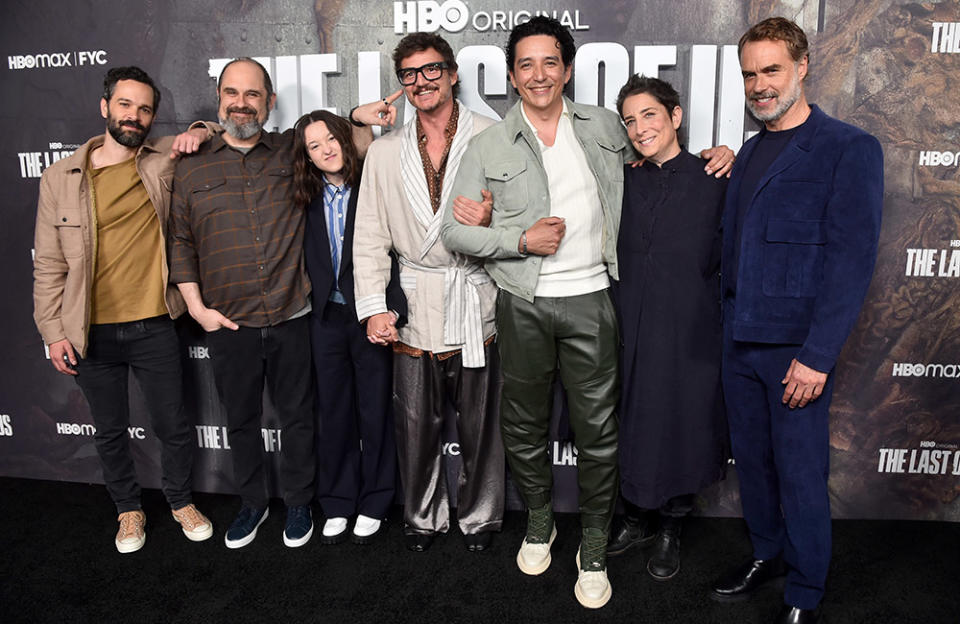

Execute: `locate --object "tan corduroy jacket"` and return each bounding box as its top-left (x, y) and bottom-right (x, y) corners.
top-left (32, 134), bottom-right (186, 357)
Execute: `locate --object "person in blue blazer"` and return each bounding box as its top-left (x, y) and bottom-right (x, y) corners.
top-left (710, 18), bottom-right (883, 624)
top-left (292, 110), bottom-right (407, 545)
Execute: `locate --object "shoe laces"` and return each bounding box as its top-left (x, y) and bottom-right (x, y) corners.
top-left (580, 529), bottom-right (607, 570)
top-left (173, 504), bottom-right (206, 529)
top-left (118, 511), bottom-right (145, 538)
top-left (526, 505), bottom-right (553, 544)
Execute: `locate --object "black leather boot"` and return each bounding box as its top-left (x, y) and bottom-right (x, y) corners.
top-left (647, 517), bottom-right (681, 580)
top-left (607, 513), bottom-right (655, 556)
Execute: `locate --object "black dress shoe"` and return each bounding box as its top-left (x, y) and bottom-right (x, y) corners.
top-left (647, 526), bottom-right (680, 580)
top-left (404, 532), bottom-right (436, 552)
top-left (774, 604), bottom-right (823, 624)
top-left (711, 556), bottom-right (786, 602)
top-left (607, 514), bottom-right (655, 557)
top-left (463, 531), bottom-right (493, 552)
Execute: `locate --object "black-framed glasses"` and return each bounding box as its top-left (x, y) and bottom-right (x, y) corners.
top-left (396, 62), bottom-right (449, 86)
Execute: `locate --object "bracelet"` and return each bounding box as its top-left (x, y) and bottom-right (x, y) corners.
top-left (348, 106), bottom-right (366, 127)
top-left (521, 230), bottom-right (528, 256)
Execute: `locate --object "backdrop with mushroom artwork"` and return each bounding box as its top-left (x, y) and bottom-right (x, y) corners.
top-left (1, 0), bottom-right (957, 521)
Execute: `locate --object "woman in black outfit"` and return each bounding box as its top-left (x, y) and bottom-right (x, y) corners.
top-left (608, 76), bottom-right (729, 580)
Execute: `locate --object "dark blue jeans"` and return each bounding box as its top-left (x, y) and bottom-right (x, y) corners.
top-left (206, 316), bottom-right (315, 509)
top-left (75, 316), bottom-right (193, 514)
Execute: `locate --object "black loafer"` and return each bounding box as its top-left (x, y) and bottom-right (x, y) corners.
top-left (463, 531), bottom-right (493, 552)
top-left (774, 604), bottom-right (823, 624)
top-left (711, 556), bottom-right (786, 601)
top-left (404, 532), bottom-right (436, 552)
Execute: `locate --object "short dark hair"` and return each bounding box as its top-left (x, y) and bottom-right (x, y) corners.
top-left (738, 17), bottom-right (809, 66)
top-left (392, 33), bottom-right (459, 97)
top-left (506, 15), bottom-right (576, 70)
top-left (217, 57), bottom-right (274, 99)
top-left (291, 110), bottom-right (361, 209)
top-left (102, 66), bottom-right (161, 112)
top-left (615, 75), bottom-right (681, 119)
top-left (392, 32), bottom-right (458, 74)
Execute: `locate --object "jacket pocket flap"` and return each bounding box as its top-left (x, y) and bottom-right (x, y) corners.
top-left (268, 166), bottom-right (292, 177)
top-left (485, 161), bottom-right (527, 182)
top-left (766, 218), bottom-right (826, 244)
top-left (192, 178), bottom-right (226, 193)
top-left (55, 208), bottom-right (82, 226)
top-left (596, 137), bottom-right (627, 152)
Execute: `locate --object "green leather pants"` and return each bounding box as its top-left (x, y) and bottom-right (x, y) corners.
top-left (497, 289), bottom-right (620, 531)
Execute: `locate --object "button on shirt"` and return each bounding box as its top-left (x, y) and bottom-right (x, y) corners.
top-left (322, 177), bottom-right (350, 304)
top-left (169, 130), bottom-right (311, 327)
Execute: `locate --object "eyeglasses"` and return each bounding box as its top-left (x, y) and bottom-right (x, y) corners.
top-left (396, 62), bottom-right (449, 86)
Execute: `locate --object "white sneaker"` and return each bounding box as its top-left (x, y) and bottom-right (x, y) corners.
top-left (352, 514), bottom-right (382, 544)
top-left (575, 544), bottom-right (612, 608)
top-left (516, 525), bottom-right (557, 575)
top-left (321, 517), bottom-right (348, 544)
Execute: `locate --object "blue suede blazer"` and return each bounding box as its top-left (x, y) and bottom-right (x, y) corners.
top-left (721, 105), bottom-right (883, 373)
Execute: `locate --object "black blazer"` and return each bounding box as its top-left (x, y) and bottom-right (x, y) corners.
top-left (303, 179), bottom-right (407, 327)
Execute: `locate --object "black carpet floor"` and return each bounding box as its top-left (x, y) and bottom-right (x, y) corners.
top-left (0, 477), bottom-right (957, 623)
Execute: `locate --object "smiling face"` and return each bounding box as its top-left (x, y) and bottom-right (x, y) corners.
top-left (621, 92), bottom-right (682, 165)
top-left (509, 34), bottom-right (572, 118)
top-left (303, 120), bottom-right (344, 184)
top-left (399, 47), bottom-right (457, 115)
top-left (217, 60), bottom-right (275, 143)
top-left (740, 38), bottom-right (808, 130)
top-left (101, 79), bottom-right (155, 149)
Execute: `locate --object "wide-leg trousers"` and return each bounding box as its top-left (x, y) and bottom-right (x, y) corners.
top-left (497, 289), bottom-right (620, 532)
top-left (393, 342), bottom-right (503, 536)
top-left (722, 299), bottom-right (834, 610)
top-left (75, 316), bottom-right (193, 513)
top-left (310, 302), bottom-right (396, 519)
top-left (206, 316), bottom-right (315, 510)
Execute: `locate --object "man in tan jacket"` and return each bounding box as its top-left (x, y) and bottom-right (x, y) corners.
top-left (33, 66), bottom-right (211, 553)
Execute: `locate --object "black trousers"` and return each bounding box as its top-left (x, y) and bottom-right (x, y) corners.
top-left (75, 316), bottom-right (193, 514)
top-left (497, 289), bottom-right (620, 532)
top-left (310, 302), bottom-right (396, 519)
top-left (206, 316), bottom-right (315, 509)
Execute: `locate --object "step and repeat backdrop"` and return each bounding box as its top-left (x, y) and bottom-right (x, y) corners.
top-left (1, 0), bottom-right (957, 521)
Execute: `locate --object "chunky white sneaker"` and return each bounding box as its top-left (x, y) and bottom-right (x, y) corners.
top-left (575, 568), bottom-right (612, 609)
top-left (574, 529), bottom-right (612, 608)
top-left (115, 510), bottom-right (146, 554)
top-left (352, 515), bottom-right (382, 544)
top-left (171, 504), bottom-right (213, 542)
top-left (321, 517), bottom-right (348, 544)
top-left (517, 525), bottom-right (557, 575)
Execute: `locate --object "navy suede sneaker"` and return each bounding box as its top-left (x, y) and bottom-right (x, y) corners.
top-left (224, 506), bottom-right (269, 549)
top-left (283, 505), bottom-right (314, 548)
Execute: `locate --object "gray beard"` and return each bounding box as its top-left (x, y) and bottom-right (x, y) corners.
top-left (219, 116), bottom-right (262, 140)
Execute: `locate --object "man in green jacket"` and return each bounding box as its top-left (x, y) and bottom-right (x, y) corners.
top-left (442, 16), bottom-right (733, 609)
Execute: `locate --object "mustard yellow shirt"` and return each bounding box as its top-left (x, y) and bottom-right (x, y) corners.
top-left (89, 157), bottom-right (167, 324)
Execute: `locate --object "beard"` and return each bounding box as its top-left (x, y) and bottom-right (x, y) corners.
top-left (746, 71), bottom-right (803, 123)
top-left (220, 105), bottom-right (264, 140)
top-left (106, 115), bottom-right (148, 148)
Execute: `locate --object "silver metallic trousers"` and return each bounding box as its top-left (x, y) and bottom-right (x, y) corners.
top-left (393, 342), bottom-right (504, 535)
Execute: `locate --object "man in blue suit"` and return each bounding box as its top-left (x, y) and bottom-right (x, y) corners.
top-left (711, 17), bottom-right (883, 624)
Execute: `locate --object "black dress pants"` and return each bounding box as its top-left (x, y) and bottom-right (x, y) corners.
top-left (206, 316), bottom-right (315, 509)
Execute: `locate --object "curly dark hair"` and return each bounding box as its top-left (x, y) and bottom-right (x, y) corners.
top-left (103, 66), bottom-right (161, 111)
top-left (292, 110), bottom-right (360, 209)
top-left (505, 15), bottom-right (576, 70)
